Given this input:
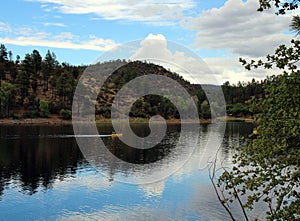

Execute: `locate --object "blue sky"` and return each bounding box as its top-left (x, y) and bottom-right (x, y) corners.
top-left (0, 0), bottom-right (295, 83)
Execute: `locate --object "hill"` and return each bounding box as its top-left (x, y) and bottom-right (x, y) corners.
top-left (0, 45), bottom-right (213, 120)
top-left (0, 44), bottom-right (266, 120)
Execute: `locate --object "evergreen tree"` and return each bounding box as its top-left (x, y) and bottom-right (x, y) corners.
top-left (0, 81), bottom-right (14, 117)
top-left (16, 70), bottom-right (30, 105)
top-left (56, 70), bottom-right (74, 107)
top-left (42, 50), bottom-right (57, 91)
top-left (0, 44), bottom-right (8, 64)
top-left (30, 50), bottom-right (42, 93)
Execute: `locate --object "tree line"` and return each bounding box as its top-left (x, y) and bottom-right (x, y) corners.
top-left (0, 44), bottom-right (269, 120)
top-left (0, 44), bottom-right (84, 119)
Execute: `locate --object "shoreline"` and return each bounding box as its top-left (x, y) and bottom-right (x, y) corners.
top-left (0, 116), bottom-right (254, 126)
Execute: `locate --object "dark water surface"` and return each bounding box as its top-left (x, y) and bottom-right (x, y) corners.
top-left (0, 122), bottom-right (255, 220)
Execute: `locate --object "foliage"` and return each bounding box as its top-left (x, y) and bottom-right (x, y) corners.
top-left (59, 109), bottom-right (72, 120)
top-left (211, 2), bottom-right (300, 220)
top-left (0, 44), bottom-right (8, 63)
top-left (96, 61), bottom-right (203, 119)
top-left (222, 79), bottom-right (265, 107)
top-left (56, 70), bottom-right (75, 106)
top-left (214, 34), bottom-right (300, 221)
top-left (227, 103), bottom-right (251, 117)
top-left (200, 100), bottom-right (211, 119)
top-left (0, 81), bottom-right (14, 118)
top-left (0, 44), bottom-right (268, 120)
top-left (290, 15), bottom-right (300, 36)
top-left (240, 40), bottom-right (300, 71)
top-left (39, 100), bottom-right (50, 117)
top-left (22, 110), bottom-right (38, 118)
top-left (257, 0), bottom-right (299, 14)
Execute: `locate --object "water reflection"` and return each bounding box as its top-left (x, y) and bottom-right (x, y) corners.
top-left (0, 122), bottom-right (254, 220)
top-left (0, 125), bottom-right (84, 196)
top-left (102, 126), bottom-right (179, 164)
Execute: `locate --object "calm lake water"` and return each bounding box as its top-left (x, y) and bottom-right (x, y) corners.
top-left (0, 122), bottom-right (255, 221)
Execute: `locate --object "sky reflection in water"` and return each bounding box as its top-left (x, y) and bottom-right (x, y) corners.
top-left (0, 122), bottom-right (254, 220)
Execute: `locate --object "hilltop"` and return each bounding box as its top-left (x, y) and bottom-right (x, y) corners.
top-left (0, 44), bottom-right (266, 122)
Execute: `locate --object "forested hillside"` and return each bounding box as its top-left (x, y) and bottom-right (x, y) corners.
top-left (0, 44), bottom-right (267, 120)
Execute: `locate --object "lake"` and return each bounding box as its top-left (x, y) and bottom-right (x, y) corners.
top-left (0, 122), bottom-right (255, 220)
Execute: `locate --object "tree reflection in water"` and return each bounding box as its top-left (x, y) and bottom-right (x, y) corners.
top-left (0, 122), bottom-right (253, 198)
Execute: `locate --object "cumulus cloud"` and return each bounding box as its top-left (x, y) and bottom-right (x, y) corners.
top-left (130, 33), bottom-right (220, 85)
top-left (26, 0), bottom-right (196, 25)
top-left (131, 34), bottom-right (171, 59)
top-left (130, 34), bottom-right (282, 84)
top-left (184, 0), bottom-right (292, 57)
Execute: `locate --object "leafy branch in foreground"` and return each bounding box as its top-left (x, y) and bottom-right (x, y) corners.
top-left (239, 40), bottom-right (300, 71)
top-left (258, 0), bottom-right (299, 14)
top-left (290, 15), bottom-right (300, 36)
top-left (213, 5), bottom-right (300, 216)
top-left (215, 45), bottom-right (300, 219)
top-left (209, 157), bottom-right (250, 221)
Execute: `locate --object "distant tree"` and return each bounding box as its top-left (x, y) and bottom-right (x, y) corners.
top-left (56, 70), bottom-right (74, 107)
top-left (42, 50), bottom-right (57, 91)
top-left (49, 75), bottom-right (57, 99)
top-left (8, 51), bottom-right (13, 64)
top-left (22, 53), bottom-right (40, 94)
top-left (0, 44), bottom-right (8, 63)
top-left (30, 50), bottom-right (42, 93)
top-left (31, 50), bottom-right (42, 74)
top-left (9, 63), bottom-right (18, 83)
top-left (0, 81), bottom-right (14, 117)
top-left (16, 70), bottom-right (30, 105)
top-left (200, 100), bottom-right (211, 119)
top-left (0, 63), bottom-right (5, 84)
top-left (59, 109), bottom-right (72, 120)
top-left (39, 100), bottom-right (50, 117)
top-left (15, 55), bottom-right (20, 65)
top-left (227, 103), bottom-right (251, 117)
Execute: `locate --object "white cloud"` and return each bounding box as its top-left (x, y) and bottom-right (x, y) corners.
top-left (42, 22), bottom-right (67, 27)
top-left (0, 21), bottom-right (12, 33)
top-left (54, 32), bottom-right (75, 40)
top-left (130, 34), bottom-right (284, 84)
top-left (0, 36), bottom-right (117, 51)
top-left (15, 27), bottom-right (34, 36)
top-left (203, 57), bottom-right (267, 84)
top-left (184, 0), bottom-right (292, 57)
top-left (0, 24), bottom-right (118, 51)
top-left (26, 0), bottom-right (196, 25)
top-left (132, 33), bottom-right (171, 59)
top-left (131, 33), bottom-right (219, 85)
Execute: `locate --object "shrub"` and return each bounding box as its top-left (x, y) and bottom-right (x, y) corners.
top-left (23, 110), bottom-right (38, 118)
top-left (39, 100), bottom-right (50, 117)
top-left (60, 109), bottom-right (72, 120)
